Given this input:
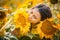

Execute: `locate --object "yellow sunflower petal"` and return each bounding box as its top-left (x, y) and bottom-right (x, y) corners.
top-left (13, 8), bottom-right (30, 35)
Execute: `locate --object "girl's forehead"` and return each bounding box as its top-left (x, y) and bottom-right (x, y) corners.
top-left (30, 7), bottom-right (38, 11)
top-left (33, 8), bottom-right (39, 12)
top-left (27, 7), bottom-right (39, 13)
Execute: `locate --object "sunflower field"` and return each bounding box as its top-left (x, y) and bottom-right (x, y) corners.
top-left (0, 0), bottom-right (60, 40)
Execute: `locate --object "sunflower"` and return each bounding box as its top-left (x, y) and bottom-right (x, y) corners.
top-left (40, 20), bottom-right (57, 38)
top-left (32, 0), bottom-right (43, 7)
top-left (50, 0), bottom-right (58, 4)
top-left (31, 20), bottom-right (58, 39)
top-left (0, 9), bottom-right (7, 37)
top-left (13, 8), bottom-right (30, 36)
top-left (19, 0), bottom-right (43, 9)
top-left (41, 20), bottom-right (57, 35)
top-left (0, 11), bottom-right (6, 20)
top-left (0, 8), bottom-right (7, 28)
top-left (54, 14), bottom-right (60, 29)
top-left (17, 0), bottom-right (33, 8)
top-left (0, 0), bottom-right (8, 6)
top-left (57, 14), bottom-right (60, 19)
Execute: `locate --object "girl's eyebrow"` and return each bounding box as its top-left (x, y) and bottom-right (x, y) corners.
top-left (32, 7), bottom-right (35, 9)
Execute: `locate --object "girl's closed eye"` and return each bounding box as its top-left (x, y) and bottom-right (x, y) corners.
top-left (33, 15), bottom-right (37, 19)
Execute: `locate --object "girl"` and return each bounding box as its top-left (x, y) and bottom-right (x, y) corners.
top-left (27, 4), bottom-right (57, 39)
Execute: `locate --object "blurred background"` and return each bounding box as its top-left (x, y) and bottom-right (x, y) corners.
top-left (0, 0), bottom-right (60, 40)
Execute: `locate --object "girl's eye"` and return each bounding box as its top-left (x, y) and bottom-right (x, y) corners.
top-left (30, 11), bottom-right (33, 14)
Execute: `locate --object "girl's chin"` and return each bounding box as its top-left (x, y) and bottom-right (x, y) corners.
top-left (28, 18), bottom-right (39, 23)
top-left (30, 20), bottom-right (38, 24)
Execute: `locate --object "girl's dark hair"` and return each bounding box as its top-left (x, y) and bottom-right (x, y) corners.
top-left (36, 4), bottom-right (52, 21)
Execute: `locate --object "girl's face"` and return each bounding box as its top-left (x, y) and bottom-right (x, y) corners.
top-left (27, 8), bottom-right (41, 24)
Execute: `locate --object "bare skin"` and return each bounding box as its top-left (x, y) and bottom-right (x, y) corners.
top-left (27, 8), bottom-right (41, 24)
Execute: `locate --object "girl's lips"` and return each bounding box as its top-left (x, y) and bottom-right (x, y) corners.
top-left (28, 16), bottom-right (38, 23)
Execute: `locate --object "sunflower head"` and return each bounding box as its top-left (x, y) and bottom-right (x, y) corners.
top-left (0, 8), bottom-right (7, 37)
top-left (0, 0), bottom-right (9, 7)
top-left (14, 8), bottom-right (30, 35)
top-left (41, 20), bottom-right (57, 35)
top-left (0, 7), bottom-right (7, 20)
top-left (50, 0), bottom-right (58, 4)
top-left (0, 11), bottom-right (6, 20)
top-left (0, 8), bottom-right (7, 29)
